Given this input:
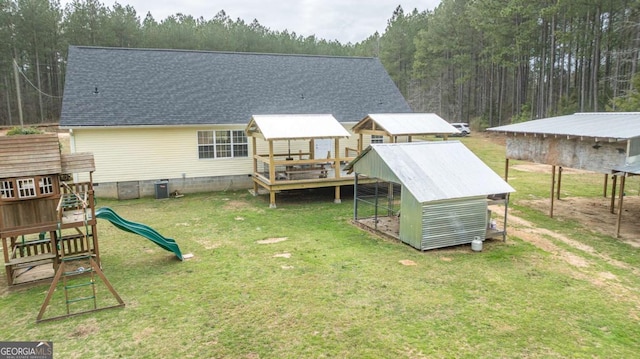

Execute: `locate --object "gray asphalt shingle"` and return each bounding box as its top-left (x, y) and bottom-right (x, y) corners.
top-left (60, 46), bottom-right (411, 127)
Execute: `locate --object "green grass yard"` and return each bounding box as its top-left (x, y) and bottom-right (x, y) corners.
top-left (1, 135), bottom-right (640, 358)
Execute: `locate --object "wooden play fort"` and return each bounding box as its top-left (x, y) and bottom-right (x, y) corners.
top-left (0, 133), bottom-right (123, 321)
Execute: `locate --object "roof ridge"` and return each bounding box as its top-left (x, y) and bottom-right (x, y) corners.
top-left (70, 45), bottom-right (377, 60)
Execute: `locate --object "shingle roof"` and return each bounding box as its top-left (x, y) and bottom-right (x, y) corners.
top-left (487, 112), bottom-right (640, 141)
top-left (60, 46), bottom-right (411, 127)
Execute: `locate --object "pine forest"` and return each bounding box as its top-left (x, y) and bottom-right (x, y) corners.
top-left (1, 0), bottom-right (639, 127)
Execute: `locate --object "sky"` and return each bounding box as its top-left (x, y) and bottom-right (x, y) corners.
top-left (62, 0), bottom-right (442, 44)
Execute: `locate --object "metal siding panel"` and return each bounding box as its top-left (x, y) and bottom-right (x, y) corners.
top-left (420, 198), bottom-right (487, 250)
top-left (629, 138), bottom-right (640, 157)
top-left (399, 187), bottom-right (423, 249)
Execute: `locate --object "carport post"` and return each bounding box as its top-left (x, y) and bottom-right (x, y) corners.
top-left (610, 175), bottom-right (617, 213)
top-left (504, 158), bottom-right (509, 182)
top-left (615, 174), bottom-right (626, 238)
top-left (556, 167), bottom-right (563, 200)
top-left (550, 165), bottom-right (556, 218)
top-left (603, 174), bottom-right (608, 197)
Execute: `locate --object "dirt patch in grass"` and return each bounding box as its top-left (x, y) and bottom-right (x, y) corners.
top-left (257, 237), bottom-right (288, 244)
top-left (522, 196), bottom-right (640, 247)
top-left (506, 210), bottom-right (640, 308)
top-left (134, 327), bottom-right (155, 344)
top-left (399, 259), bottom-right (417, 266)
top-left (69, 318), bottom-right (99, 339)
top-left (223, 200), bottom-right (251, 210)
top-left (512, 163), bottom-right (591, 174)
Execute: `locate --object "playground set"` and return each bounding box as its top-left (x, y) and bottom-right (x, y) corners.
top-left (0, 133), bottom-right (182, 322)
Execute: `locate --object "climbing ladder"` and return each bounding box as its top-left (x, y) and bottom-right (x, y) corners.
top-left (36, 185), bottom-right (124, 322)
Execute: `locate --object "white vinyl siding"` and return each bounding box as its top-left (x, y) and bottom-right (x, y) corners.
top-left (69, 123), bottom-right (361, 183)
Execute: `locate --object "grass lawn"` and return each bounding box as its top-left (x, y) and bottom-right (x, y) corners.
top-left (1, 135), bottom-right (640, 358)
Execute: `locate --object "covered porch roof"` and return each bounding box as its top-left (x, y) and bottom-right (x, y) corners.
top-left (245, 114), bottom-right (351, 140)
top-left (351, 113), bottom-right (460, 137)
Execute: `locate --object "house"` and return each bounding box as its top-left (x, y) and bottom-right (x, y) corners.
top-left (488, 112), bottom-right (640, 236)
top-left (59, 46), bottom-right (411, 199)
top-left (345, 141), bottom-right (515, 251)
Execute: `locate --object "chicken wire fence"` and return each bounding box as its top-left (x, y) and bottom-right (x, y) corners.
top-left (354, 177), bottom-right (402, 230)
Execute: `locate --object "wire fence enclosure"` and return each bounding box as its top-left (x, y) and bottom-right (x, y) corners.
top-left (353, 177), bottom-right (402, 238)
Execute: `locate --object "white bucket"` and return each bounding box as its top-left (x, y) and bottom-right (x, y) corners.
top-left (471, 236), bottom-right (483, 252)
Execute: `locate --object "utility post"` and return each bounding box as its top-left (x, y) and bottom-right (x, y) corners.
top-left (12, 58), bottom-right (24, 128)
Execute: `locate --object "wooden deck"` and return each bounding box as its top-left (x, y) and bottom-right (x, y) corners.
top-left (251, 161), bottom-right (359, 207)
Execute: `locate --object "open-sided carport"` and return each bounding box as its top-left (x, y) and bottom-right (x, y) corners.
top-left (488, 112), bottom-right (640, 237)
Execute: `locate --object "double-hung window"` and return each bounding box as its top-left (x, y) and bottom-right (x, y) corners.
top-left (198, 130), bottom-right (248, 159)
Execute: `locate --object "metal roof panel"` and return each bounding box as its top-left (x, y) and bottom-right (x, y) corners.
top-left (364, 113), bottom-right (460, 135)
top-left (349, 141), bottom-right (514, 202)
top-left (488, 112), bottom-right (640, 140)
top-left (249, 114), bottom-right (351, 140)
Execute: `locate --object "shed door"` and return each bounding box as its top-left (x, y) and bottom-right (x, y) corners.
top-left (421, 198), bottom-right (487, 250)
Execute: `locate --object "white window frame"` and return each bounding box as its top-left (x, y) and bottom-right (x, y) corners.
top-left (198, 130), bottom-right (248, 159)
top-left (371, 135), bottom-right (384, 144)
top-left (17, 178), bottom-right (37, 198)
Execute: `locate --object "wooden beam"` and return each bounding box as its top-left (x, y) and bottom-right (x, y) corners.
top-left (268, 140), bottom-right (277, 208)
top-left (252, 136), bottom-right (259, 195)
top-left (505, 158), bottom-right (510, 182)
top-left (550, 165), bottom-right (556, 218)
top-left (556, 166), bottom-right (563, 200)
top-left (615, 174), bottom-right (626, 238)
top-left (610, 175), bottom-right (617, 213)
top-left (334, 139), bottom-right (341, 179)
top-left (603, 173), bottom-right (608, 197)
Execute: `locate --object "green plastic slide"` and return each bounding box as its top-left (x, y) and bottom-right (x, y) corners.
top-left (95, 207), bottom-right (183, 261)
